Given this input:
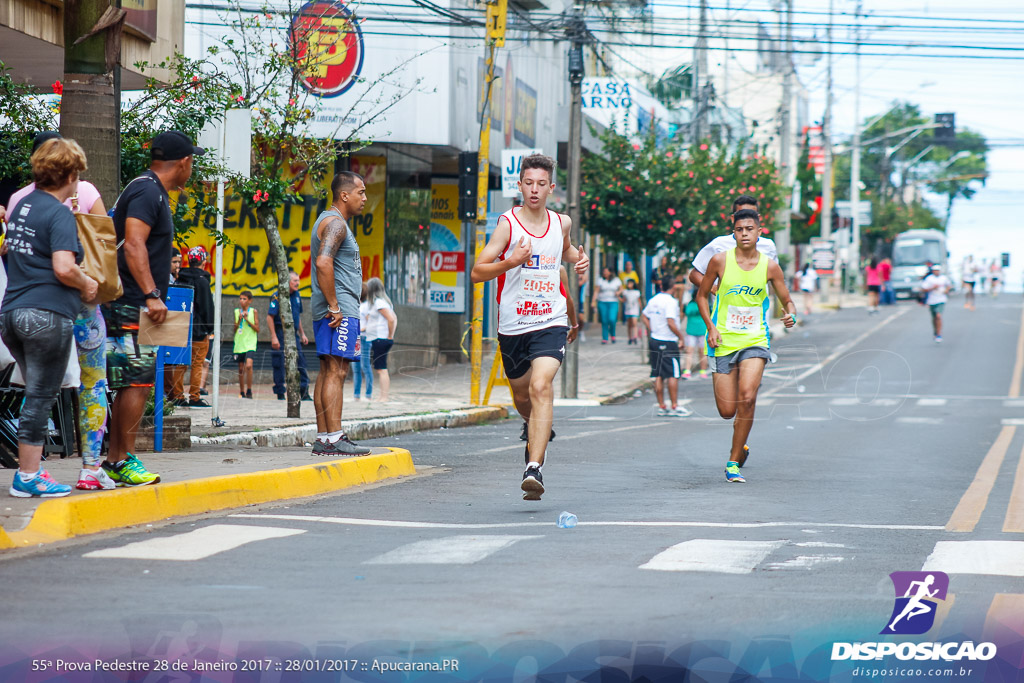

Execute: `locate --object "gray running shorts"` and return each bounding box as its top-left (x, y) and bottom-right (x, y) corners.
top-left (708, 346), bottom-right (771, 374)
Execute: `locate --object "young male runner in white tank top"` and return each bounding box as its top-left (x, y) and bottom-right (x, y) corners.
top-left (471, 154), bottom-right (589, 500)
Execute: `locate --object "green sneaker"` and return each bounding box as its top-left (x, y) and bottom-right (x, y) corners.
top-left (725, 461), bottom-right (746, 483)
top-left (102, 453), bottom-right (160, 487)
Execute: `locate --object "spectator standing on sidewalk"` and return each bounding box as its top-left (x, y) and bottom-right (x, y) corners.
top-left (6, 132), bottom-right (116, 491)
top-left (233, 290), bottom-right (259, 398)
top-left (879, 257), bottom-right (894, 305)
top-left (169, 249), bottom-right (181, 285)
top-left (864, 257), bottom-right (881, 314)
top-left (105, 130), bottom-right (202, 486)
top-left (310, 172), bottom-right (371, 456)
top-left (799, 263), bottom-right (818, 316)
top-left (619, 260), bottom-right (640, 288)
top-left (364, 277), bottom-right (397, 403)
top-left (682, 287), bottom-right (708, 379)
top-left (174, 246), bottom-right (214, 408)
top-left (593, 266), bottom-right (622, 344)
top-left (621, 278), bottom-right (643, 345)
top-left (641, 277), bottom-right (689, 417)
top-left (268, 271), bottom-right (311, 402)
top-left (3, 138), bottom-right (98, 497)
top-left (351, 283), bottom-right (373, 400)
top-left (164, 247), bottom-right (189, 405)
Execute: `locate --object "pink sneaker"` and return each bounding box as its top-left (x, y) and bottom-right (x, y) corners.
top-left (683, 371), bottom-right (692, 379)
top-left (76, 467), bottom-right (116, 491)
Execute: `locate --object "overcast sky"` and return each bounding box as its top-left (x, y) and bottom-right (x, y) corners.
top-left (796, 0), bottom-right (1022, 289)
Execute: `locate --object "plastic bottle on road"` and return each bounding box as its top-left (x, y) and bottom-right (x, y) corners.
top-left (557, 511), bottom-right (578, 528)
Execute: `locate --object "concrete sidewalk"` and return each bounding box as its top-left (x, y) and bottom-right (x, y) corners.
top-left (188, 334), bottom-right (657, 444)
top-left (0, 331), bottom-right (655, 552)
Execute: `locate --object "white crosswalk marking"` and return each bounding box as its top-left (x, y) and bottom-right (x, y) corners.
top-left (917, 398), bottom-right (948, 407)
top-left (639, 539), bottom-right (785, 574)
top-left (896, 417), bottom-right (943, 425)
top-left (923, 541), bottom-right (1024, 577)
top-left (1004, 400), bottom-right (1024, 409)
top-left (83, 525), bottom-right (306, 561)
top-left (364, 535), bottom-right (542, 565)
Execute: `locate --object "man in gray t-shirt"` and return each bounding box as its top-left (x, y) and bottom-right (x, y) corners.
top-left (310, 172), bottom-right (370, 456)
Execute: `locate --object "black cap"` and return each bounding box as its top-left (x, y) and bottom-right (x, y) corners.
top-left (32, 131), bottom-right (62, 153)
top-left (150, 130), bottom-right (205, 161)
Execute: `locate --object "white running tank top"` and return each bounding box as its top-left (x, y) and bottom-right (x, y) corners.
top-left (496, 208), bottom-right (568, 335)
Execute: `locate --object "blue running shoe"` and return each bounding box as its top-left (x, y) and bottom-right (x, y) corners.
top-left (10, 471), bottom-right (72, 498)
top-left (725, 461), bottom-right (746, 483)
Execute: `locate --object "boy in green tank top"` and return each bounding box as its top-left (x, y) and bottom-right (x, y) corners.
top-left (233, 290), bottom-right (260, 398)
top-left (696, 210), bottom-right (797, 483)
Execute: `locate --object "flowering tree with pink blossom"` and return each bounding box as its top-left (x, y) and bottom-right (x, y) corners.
top-left (581, 126), bottom-right (785, 268)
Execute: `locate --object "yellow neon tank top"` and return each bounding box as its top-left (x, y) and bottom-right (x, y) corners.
top-left (708, 248), bottom-right (770, 357)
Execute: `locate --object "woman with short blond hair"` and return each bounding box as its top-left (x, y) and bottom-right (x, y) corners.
top-left (2, 137), bottom-right (98, 498)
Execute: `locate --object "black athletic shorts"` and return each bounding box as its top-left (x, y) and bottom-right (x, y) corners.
top-left (648, 338), bottom-right (682, 379)
top-left (498, 326), bottom-right (569, 380)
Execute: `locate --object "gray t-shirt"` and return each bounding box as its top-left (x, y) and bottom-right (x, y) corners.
top-left (310, 208), bottom-right (362, 319)
top-left (3, 190), bottom-right (82, 320)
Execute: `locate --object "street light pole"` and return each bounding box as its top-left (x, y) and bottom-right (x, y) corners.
top-left (562, 20), bottom-right (585, 400)
top-left (849, 0), bottom-right (863, 279)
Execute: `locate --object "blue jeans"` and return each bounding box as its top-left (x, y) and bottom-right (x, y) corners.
top-left (0, 308), bottom-right (73, 446)
top-left (597, 300), bottom-right (619, 341)
top-left (352, 335), bottom-right (372, 397)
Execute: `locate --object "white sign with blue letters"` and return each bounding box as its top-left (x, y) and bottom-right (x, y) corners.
top-left (501, 148), bottom-right (542, 198)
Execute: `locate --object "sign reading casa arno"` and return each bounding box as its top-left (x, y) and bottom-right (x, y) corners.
top-left (582, 79), bottom-right (633, 110)
top-left (291, 0), bottom-right (365, 98)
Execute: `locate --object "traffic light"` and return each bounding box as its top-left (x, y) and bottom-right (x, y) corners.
top-left (458, 151), bottom-right (478, 221)
top-left (1003, 252), bottom-right (1011, 268)
top-left (935, 113), bottom-right (955, 144)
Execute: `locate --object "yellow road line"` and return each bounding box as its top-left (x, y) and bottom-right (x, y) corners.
top-left (0, 449), bottom-right (415, 550)
top-left (946, 426), bottom-right (1016, 532)
top-left (1011, 305), bottom-right (1024, 399)
top-left (1003, 440), bottom-right (1024, 533)
top-left (984, 594), bottom-right (1024, 643)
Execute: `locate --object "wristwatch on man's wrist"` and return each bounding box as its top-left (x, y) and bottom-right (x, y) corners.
top-left (145, 289), bottom-right (161, 300)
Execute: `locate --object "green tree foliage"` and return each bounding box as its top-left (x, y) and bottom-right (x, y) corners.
top-left (926, 129), bottom-right (988, 227)
top-left (0, 64), bottom-right (59, 187)
top-left (580, 126), bottom-right (784, 262)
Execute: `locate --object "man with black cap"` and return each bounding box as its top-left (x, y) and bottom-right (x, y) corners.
top-left (103, 130), bottom-right (204, 487)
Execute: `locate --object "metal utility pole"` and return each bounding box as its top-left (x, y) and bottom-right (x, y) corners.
top-left (562, 15), bottom-right (585, 400)
top-left (821, 0), bottom-right (834, 240)
top-left (849, 0), bottom-right (863, 280)
top-left (469, 0), bottom-right (507, 405)
top-left (693, 0), bottom-right (709, 141)
top-left (776, 0), bottom-right (793, 274)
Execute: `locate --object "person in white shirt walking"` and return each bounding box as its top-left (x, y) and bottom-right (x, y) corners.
top-left (641, 277), bottom-right (691, 417)
top-left (921, 264), bottom-right (952, 342)
top-left (592, 267), bottom-right (622, 344)
top-left (621, 278), bottom-right (643, 345)
top-left (363, 277), bottom-right (397, 402)
top-left (798, 263), bottom-right (818, 316)
top-left (688, 195), bottom-right (778, 292)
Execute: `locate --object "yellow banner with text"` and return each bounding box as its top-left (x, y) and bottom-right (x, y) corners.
top-left (174, 155), bottom-right (387, 295)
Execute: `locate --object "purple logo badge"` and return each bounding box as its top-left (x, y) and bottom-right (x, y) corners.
top-left (881, 571), bottom-right (949, 635)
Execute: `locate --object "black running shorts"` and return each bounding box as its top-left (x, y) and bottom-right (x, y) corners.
top-left (498, 326), bottom-right (569, 380)
top-left (648, 338), bottom-right (682, 379)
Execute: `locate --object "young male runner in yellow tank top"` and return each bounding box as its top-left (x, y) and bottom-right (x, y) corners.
top-left (696, 209), bottom-right (797, 483)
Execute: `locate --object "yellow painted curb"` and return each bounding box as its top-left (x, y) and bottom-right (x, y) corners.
top-left (0, 448), bottom-right (414, 550)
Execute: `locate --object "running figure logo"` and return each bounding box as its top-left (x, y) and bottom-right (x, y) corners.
top-left (881, 571), bottom-right (949, 635)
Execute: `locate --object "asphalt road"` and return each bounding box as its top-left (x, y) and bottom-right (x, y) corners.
top-left (3, 296), bottom-right (1023, 681)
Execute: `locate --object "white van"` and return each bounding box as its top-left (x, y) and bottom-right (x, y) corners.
top-left (891, 229), bottom-right (948, 299)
